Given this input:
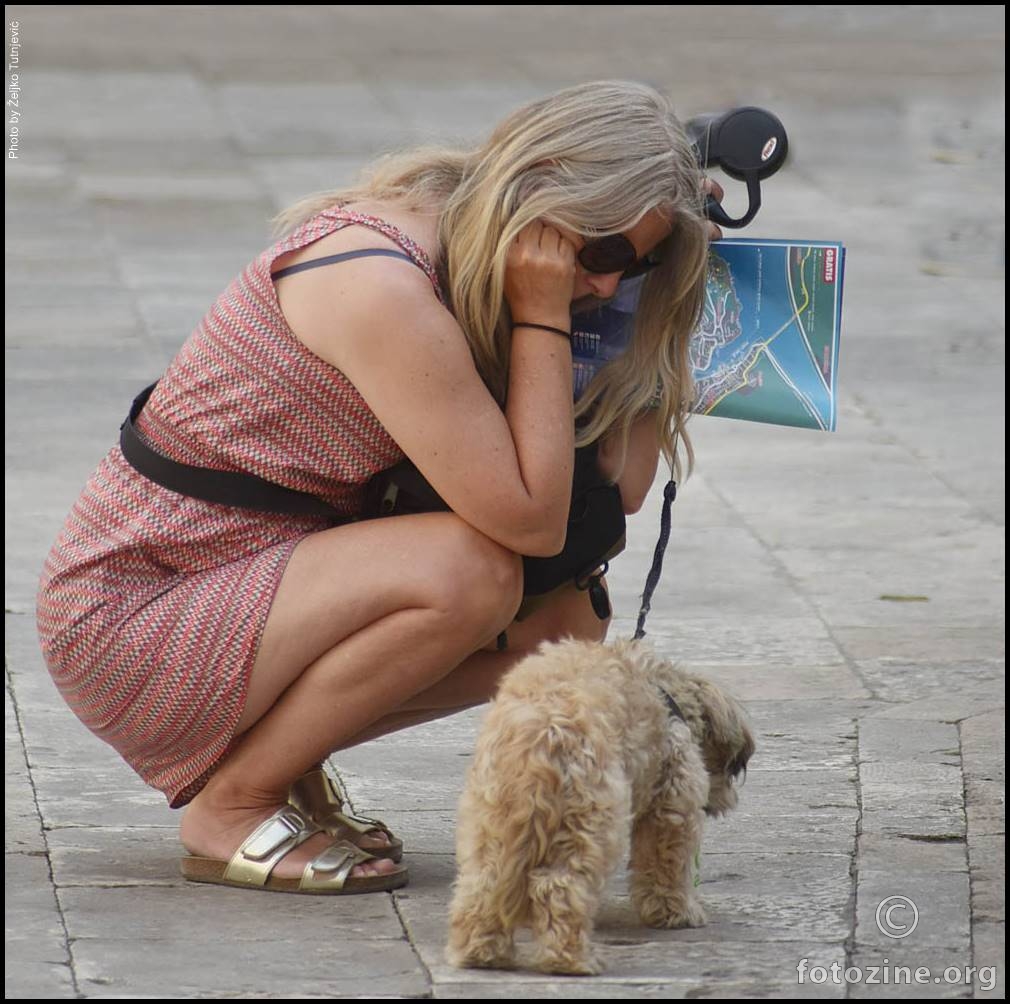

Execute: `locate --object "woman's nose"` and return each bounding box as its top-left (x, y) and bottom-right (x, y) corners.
top-left (585, 270), bottom-right (624, 299)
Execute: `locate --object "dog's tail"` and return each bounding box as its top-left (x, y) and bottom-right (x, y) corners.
top-left (463, 706), bottom-right (621, 930)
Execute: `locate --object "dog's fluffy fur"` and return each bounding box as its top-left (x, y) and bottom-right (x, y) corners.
top-left (446, 635), bottom-right (755, 976)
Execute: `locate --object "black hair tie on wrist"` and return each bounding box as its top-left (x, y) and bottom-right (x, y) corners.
top-left (512, 322), bottom-right (572, 344)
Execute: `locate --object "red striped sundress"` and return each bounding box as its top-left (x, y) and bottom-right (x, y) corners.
top-left (34, 207), bottom-right (447, 809)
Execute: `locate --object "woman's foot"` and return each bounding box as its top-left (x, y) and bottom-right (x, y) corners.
top-left (288, 769), bottom-right (403, 861)
top-left (180, 786), bottom-right (400, 882)
top-left (354, 830), bottom-right (394, 853)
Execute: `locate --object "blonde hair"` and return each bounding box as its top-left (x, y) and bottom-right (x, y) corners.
top-left (270, 79), bottom-right (708, 484)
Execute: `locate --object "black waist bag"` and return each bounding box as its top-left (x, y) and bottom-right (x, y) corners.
top-left (120, 382), bottom-right (624, 620)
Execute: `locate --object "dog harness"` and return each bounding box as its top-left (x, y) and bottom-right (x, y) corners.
top-left (661, 690), bottom-right (686, 722)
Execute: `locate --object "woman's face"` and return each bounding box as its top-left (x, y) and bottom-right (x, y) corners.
top-left (556, 207), bottom-right (675, 314)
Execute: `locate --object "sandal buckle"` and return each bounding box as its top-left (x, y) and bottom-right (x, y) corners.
top-left (241, 806), bottom-right (308, 861)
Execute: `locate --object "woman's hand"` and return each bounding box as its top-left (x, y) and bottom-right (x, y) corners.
top-left (504, 220), bottom-right (578, 325)
top-left (703, 177), bottom-right (725, 242)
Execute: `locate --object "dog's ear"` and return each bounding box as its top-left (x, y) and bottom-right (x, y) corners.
top-left (697, 681), bottom-right (755, 780)
top-left (726, 743), bottom-right (753, 782)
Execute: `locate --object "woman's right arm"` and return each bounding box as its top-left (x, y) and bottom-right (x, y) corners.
top-left (326, 226), bottom-right (577, 557)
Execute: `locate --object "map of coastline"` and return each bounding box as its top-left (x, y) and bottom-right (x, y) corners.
top-left (571, 238), bottom-right (845, 432)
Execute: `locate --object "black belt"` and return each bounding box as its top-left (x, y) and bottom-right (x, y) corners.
top-left (120, 383), bottom-right (355, 522)
top-left (120, 382), bottom-right (677, 640)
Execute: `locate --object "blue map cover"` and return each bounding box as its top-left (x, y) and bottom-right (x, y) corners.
top-left (570, 238), bottom-right (846, 431)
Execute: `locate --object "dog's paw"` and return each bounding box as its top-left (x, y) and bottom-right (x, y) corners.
top-left (445, 931), bottom-right (517, 971)
top-left (636, 894), bottom-right (707, 929)
top-left (532, 950), bottom-right (605, 976)
top-left (445, 946), bottom-right (518, 971)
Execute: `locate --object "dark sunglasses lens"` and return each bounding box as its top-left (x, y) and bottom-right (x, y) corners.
top-left (578, 234), bottom-right (637, 274)
top-left (621, 254), bottom-right (662, 280)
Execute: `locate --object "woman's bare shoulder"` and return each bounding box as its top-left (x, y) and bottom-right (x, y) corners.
top-left (270, 199), bottom-right (445, 373)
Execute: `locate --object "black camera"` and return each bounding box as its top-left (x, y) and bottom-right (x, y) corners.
top-left (686, 107), bottom-right (788, 228)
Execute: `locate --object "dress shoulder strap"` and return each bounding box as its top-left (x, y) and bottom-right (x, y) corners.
top-left (272, 248), bottom-right (421, 282)
top-left (311, 205), bottom-right (447, 306)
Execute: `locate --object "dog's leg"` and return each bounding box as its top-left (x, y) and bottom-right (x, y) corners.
top-left (446, 782), bottom-right (520, 971)
top-left (526, 782), bottom-right (630, 977)
top-left (446, 868), bottom-right (518, 970)
top-left (527, 865), bottom-right (606, 976)
top-left (629, 743), bottom-right (709, 929)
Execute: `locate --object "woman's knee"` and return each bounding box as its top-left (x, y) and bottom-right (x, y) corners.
top-left (431, 514), bottom-right (524, 634)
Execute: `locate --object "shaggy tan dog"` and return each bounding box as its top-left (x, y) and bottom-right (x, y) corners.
top-left (446, 635), bottom-right (755, 976)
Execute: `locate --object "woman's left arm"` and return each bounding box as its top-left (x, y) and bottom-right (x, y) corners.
top-left (596, 411), bottom-right (661, 515)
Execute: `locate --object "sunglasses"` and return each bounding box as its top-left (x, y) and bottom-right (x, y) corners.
top-left (578, 233), bottom-right (665, 280)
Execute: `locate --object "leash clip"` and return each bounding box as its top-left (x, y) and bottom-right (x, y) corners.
top-left (575, 561), bottom-right (611, 621)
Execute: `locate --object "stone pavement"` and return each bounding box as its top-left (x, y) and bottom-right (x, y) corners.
top-left (5, 6), bottom-right (1004, 998)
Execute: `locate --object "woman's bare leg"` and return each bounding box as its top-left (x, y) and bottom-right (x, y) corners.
top-left (180, 511), bottom-right (524, 881)
top-left (263, 573), bottom-right (612, 757)
top-left (331, 570), bottom-right (613, 749)
top-left (181, 508), bottom-right (614, 883)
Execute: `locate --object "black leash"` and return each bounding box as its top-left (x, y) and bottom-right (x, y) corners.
top-left (633, 478), bottom-right (677, 641)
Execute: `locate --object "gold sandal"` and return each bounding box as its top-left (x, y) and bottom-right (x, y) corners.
top-left (289, 768), bottom-right (404, 863)
top-left (180, 804), bottom-right (408, 894)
